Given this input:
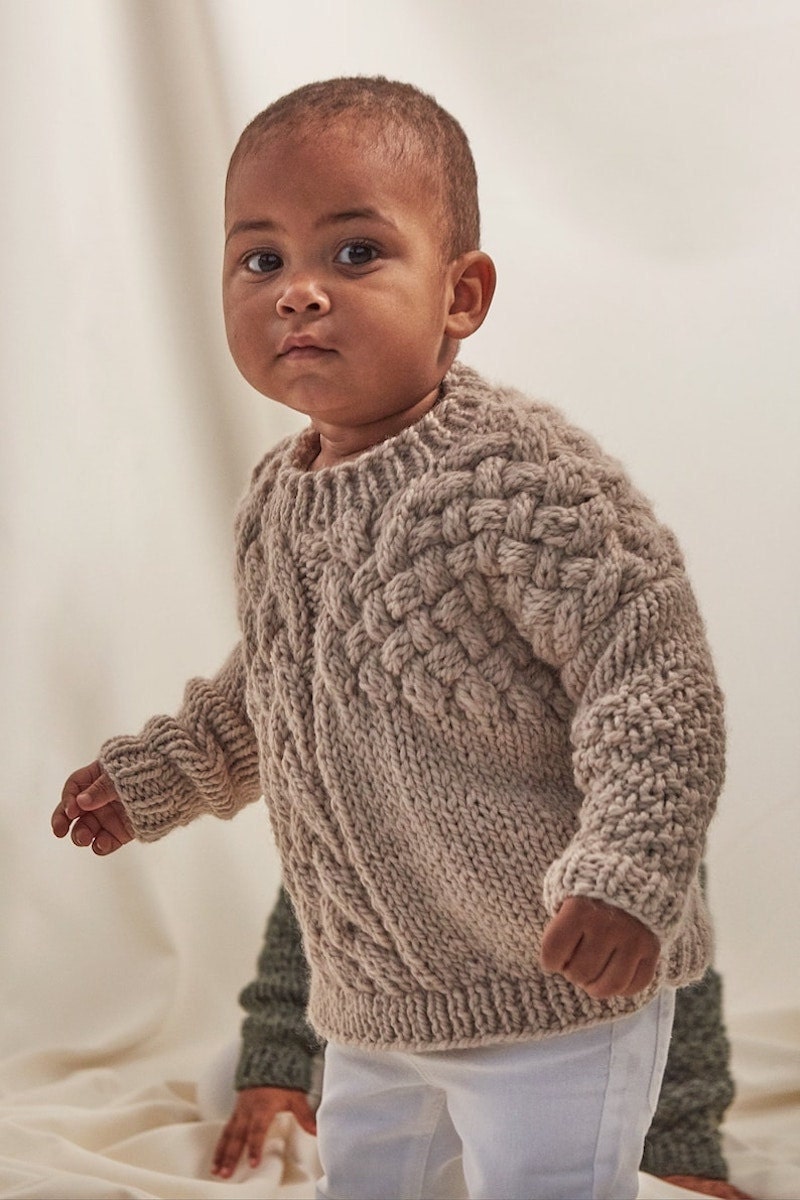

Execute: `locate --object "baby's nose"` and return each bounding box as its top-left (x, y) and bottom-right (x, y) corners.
top-left (276, 274), bottom-right (331, 316)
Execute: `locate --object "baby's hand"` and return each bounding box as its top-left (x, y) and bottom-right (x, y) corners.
top-left (52, 760), bottom-right (133, 855)
top-left (211, 1086), bottom-right (317, 1179)
top-left (540, 896), bottom-right (659, 999)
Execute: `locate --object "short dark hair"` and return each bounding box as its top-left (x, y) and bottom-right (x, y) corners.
top-left (226, 76), bottom-right (480, 259)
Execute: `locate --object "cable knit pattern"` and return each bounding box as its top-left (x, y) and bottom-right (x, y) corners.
top-left (100, 363), bottom-right (725, 1050)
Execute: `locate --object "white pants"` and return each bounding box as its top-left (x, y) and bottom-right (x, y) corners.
top-left (316, 990), bottom-right (675, 1200)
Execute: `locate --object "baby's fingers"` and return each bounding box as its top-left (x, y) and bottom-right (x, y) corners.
top-left (51, 804), bottom-right (71, 838)
top-left (54, 761), bottom-right (104, 833)
top-left (71, 812), bottom-right (100, 848)
top-left (69, 811), bottom-right (121, 854)
top-left (623, 953), bottom-right (659, 996)
top-left (585, 951), bottom-right (659, 999)
top-left (54, 762), bottom-right (133, 855)
top-left (211, 1132), bottom-right (239, 1178)
top-left (92, 804), bottom-right (134, 854)
top-left (75, 770), bottom-right (120, 812)
top-left (212, 1116), bottom-right (249, 1178)
top-left (246, 1106), bottom-right (276, 1168)
top-left (540, 901), bottom-right (583, 973)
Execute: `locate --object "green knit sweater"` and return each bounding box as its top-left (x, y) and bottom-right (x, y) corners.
top-left (101, 363), bottom-right (725, 1050)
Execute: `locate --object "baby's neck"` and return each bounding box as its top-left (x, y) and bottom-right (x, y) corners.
top-left (308, 442), bottom-right (369, 471)
top-left (307, 386), bottom-right (442, 471)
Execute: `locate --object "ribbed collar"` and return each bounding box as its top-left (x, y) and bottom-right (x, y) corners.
top-left (258, 361), bottom-right (497, 534)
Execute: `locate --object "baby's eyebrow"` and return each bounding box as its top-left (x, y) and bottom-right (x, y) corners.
top-left (225, 218), bottom-right (282, 244)
top-left (319, 208), bottom-right (398, 230)
top-left (225, 209), bottom-right (397, 245)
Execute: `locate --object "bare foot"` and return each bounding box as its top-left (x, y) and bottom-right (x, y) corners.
top-left (660, 1175), bottom-right (754, 1200)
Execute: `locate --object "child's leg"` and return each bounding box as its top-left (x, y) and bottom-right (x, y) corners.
top-left (429, 990), bottom-right (675, 1200)
top-left (315, 1042), bottom-right (467, 1200)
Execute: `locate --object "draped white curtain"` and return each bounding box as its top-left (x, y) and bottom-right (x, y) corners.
top-left (2, 2), bottom-right (798, 1196)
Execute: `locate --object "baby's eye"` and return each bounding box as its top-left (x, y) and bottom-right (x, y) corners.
top-left (245, 251), bottom-right (282, 274)
top-left (335, 242), bottom-right (378, 267)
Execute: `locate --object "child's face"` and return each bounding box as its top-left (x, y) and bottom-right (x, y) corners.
top-left (222, 121), bottom-right (461, 429)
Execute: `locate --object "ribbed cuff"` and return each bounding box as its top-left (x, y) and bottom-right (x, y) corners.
top-left (234, 1031), bottom-right (318, 1093)
top-left (543, 847), bottom-right (688, 942)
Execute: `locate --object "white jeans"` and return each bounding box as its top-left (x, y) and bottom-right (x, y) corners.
top-left (315, 990), bottom-right (675, 1200)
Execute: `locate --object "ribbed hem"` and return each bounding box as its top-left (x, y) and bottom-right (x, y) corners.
top-left (308, 969), bottom-right (665, 1052)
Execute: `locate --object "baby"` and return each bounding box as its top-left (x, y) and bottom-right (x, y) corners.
top-left (53, 77), bottom-right (725, 1200)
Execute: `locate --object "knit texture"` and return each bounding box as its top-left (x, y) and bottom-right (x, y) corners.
top-left (101, 362), bottom-right (725, 1051)
top-left (239, 886), bottom-right (734, 1178)
top-left (641, 965), bottom-right (735, 1180)
top-left (235, 887), bottom-right (323, 1093)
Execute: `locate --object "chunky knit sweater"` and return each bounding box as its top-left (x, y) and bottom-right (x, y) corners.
top-left (101, 362), bottom-right (725, 1051)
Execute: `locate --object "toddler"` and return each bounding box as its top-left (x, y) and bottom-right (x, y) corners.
top-left (53, 77), bottom-right (726, 1200)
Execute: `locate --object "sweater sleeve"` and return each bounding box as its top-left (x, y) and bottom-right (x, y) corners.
top-left (544, 568), bottom-right (724, 940)
top-left (235, 887), bottom-right (323, 1093)
top-left (99, 643), bottom-right (261, 841)
top-left (496, 432), bottom-right (725, 943)
top-left (641, 962), bottom-right (734, 1178)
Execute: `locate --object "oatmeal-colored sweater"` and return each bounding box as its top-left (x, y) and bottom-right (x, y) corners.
top-left (100, 362), bottom-right (725, 1051)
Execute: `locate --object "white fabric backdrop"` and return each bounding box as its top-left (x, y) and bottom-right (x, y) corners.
top-left (2, 2), bottom-right (798, 1196)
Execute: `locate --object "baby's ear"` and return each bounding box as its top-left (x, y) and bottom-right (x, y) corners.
top-left (444, 251), bottom-right (497, 340)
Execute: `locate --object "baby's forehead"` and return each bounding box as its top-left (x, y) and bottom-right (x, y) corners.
top-left (257, 113), bottom-right (415, 166)
top-left (226, 112), bottom-right (452, 251)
